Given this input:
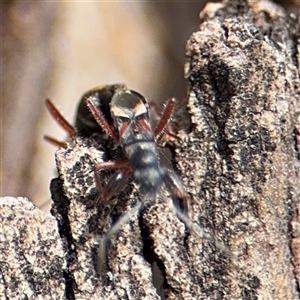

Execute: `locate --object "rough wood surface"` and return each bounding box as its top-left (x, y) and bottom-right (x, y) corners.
top-left (1, 0), bottom-right (300, 299)
top-left (0, 197), bottom-right (65, 299)
top-left (178, 0), bottom-right (300, 298)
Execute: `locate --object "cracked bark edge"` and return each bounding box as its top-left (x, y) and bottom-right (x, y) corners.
top-left (2, 1), bottom-right (300, 299)
top-left (0, 197), bottom-right (66, 299)
top-left (179, 0), bottom-right (300, 299)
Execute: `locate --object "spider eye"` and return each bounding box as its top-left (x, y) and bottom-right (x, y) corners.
top-left (135, 113), bottom-right (148, 121)
top-left (116, 116), bottom-right (130, 123)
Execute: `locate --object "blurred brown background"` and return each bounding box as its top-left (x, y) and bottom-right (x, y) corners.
top-left (1, 1), bottom-right (298, 212)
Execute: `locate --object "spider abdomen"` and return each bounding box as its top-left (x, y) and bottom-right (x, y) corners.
top-left (125, 141), bottom-right (163, 197)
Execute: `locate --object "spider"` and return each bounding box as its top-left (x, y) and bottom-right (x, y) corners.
top-left (86, 88), bottom-right (186, 205)
top-left (46, 85), bottom-right (233, 277)
top-left (45, 84), bottom-right (189, 272)
top-left (45, 85), bottom-right (186, 204)
top-left (86, 87), bottom-right (190, 273)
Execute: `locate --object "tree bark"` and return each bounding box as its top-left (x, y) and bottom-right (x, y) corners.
top-left (1, 0), bottom-right (300, 299)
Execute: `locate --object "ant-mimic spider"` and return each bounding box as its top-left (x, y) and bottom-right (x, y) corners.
top-left (46, 84), bottom-right (229, 274)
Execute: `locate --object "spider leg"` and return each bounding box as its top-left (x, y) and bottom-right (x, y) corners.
top-left (161, 166), bottom-right (189, 214)
top-left (95, 167), bottom-right (131, 204)
top-left (43, 135), bottom-right (67, 148)
top-left (94, 159), bottom-right (129, 171)
top-left (97, 201), bottom-right (143, 274)
top-left (154, 98), bottom-right (176, 141)
top-left (45, 99), bottom-right (76, 136)
top-left (169, 204), bottom-right (232, 258)
top-left (161, 168), bottom-right (234, 258)
top-left (150, 100), bottom-right (180, 144)
top-left (86, 98), bottom-right (119, 143)
top-left (94, 159), bottom-right (129, 204)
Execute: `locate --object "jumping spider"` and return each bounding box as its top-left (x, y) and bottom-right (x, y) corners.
top-left (45, 84), bottom-right (190, 271)
top-left (46, 85), bottom-right (230, 276)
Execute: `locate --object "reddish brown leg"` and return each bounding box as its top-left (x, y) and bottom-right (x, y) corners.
top-left (94, 159), bottom-right (128, 171)
top-left (101, 168), bottom-right (131, 203)
top-left (154, 98), bottom-right (176, 141)
top-left (43, 135), bottom-right (67, 148)
top-left (45, 99), bottom-right (75, 136)
top-left (86, 98), bottom-right (119, 143)
top-left (150, 100), bottom-right (180, 144)
top-left (94, 159), bottom-right (130, 203)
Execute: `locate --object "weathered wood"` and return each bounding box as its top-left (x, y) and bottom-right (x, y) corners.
top-left (0, 197), bottom-right (65, 299)
top-left (1, 0), bottom-right (300, 299)
top-left (179, 0), bottom-right (300, 299)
